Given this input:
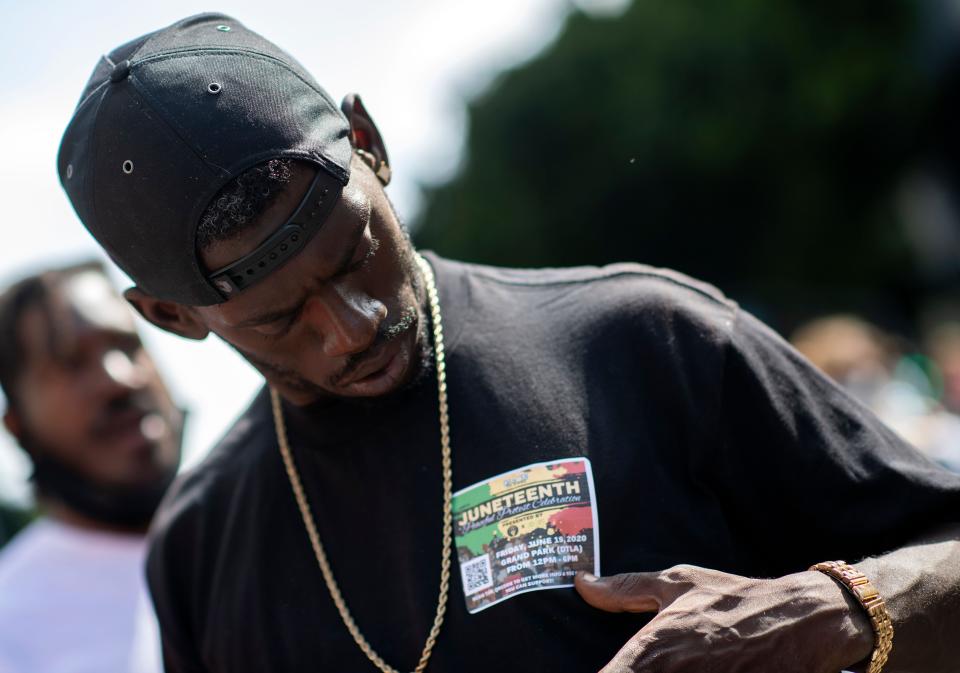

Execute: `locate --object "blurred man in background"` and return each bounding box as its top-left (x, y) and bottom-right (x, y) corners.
top-left (0, 262), bottom-right (183, 673)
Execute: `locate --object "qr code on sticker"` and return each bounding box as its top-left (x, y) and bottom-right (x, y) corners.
top-left (461, 554), bottom-right (494, 595)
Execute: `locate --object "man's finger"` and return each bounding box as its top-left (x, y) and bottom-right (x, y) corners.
top-left (574, 570), bottom-right (665, 613)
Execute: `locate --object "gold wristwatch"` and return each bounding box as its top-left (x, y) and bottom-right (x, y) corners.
top-left (810, 560), bottom-right (894, 673)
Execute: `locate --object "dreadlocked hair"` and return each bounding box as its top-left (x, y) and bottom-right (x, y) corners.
top-left (196, 158), bottom-right (295, 252)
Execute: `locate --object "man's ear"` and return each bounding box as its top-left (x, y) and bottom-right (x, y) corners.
top-left (123, 287), bottom-right (210, 340)
top-left (341, 93), bottom-right (391, 185)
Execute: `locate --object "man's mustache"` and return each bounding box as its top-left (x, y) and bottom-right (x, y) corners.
top-left (332, 305), bottom-right (418, 385)
top-left (88, 393), bottom-right (154, 439)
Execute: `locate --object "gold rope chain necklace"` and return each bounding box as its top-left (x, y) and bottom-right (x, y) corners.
top-left (270, 254), bottom-right (453, 673)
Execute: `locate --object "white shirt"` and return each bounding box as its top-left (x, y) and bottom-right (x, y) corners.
top-left (0, 518), bottom-right (162, 673)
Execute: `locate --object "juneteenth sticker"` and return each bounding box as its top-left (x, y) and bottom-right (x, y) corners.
top-left (453, 457), bottom-right (600, 613)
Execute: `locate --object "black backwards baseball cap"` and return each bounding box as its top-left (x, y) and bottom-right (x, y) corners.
top-left (58, 13), bottom-right (353, 306)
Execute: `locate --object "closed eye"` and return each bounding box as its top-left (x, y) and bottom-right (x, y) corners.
top-left (254, 237), bottom-right (378, 338)
top-left (334, 234), bottom-right (380, 278)
top-left (252, 226), bottom-right (380, 339)
top-left (254, 306), bottom-right (302, 337)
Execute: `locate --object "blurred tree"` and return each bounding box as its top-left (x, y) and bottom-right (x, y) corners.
top-left (415, 0), bottom-right (931, 330)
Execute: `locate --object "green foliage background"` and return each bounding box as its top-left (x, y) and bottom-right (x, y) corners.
top-left (415, 0), bottom-right (931, 330)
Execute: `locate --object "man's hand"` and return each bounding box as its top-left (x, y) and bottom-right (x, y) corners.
top-left (575, 565), bottom-right (874, 673)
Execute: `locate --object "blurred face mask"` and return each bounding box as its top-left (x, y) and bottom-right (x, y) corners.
top-left (840, 366), bottom-right (889, 407)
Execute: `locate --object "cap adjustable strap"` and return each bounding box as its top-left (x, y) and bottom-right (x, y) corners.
top-left (207, 169), bottom-right (343, 299)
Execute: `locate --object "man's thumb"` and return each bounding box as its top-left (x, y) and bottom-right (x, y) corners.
top-left (574, 570), bottom-right (665, 613)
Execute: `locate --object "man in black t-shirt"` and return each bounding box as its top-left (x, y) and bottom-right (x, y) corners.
top-left (58, 14), bottom-right (960, 673)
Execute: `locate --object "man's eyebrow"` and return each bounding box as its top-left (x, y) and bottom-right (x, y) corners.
top-left (233, 301), bottom-right (303, 328)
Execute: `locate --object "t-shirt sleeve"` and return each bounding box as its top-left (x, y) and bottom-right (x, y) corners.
top-left (708, 307), bottom-right (960, 577)
top-left (145, 496), bottom-right (208, 673)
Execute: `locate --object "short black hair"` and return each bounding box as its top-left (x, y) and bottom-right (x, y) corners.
top-left (196, 158), bottom-right (295, 253)
top-left (0, 261), bottom-right (104, 408)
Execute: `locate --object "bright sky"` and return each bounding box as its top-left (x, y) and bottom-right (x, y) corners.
top-left (0, 0), bottom-right (630, 504)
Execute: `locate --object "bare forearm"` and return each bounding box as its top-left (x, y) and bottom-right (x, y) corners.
top-left (571, 526), bottom-right (960, 672)
top-left (854, 525), bottom-right (960, 673)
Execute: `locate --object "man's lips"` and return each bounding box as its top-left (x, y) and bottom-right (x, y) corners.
top-left (90, 401), bottom-right (169, 450)
top-left (91, 406), bottom-right (147, 439)
top-left (340, 343), bottom-right (411, 397)
top-left (335, 337), bottom-right (405, 388)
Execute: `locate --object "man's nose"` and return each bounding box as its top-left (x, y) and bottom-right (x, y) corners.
top-left (301, 285), bottom-right (387, 357)
top-left (94, 349), bottom-right (149, 393)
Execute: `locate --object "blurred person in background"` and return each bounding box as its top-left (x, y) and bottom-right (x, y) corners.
top-left (57, 14), bottom-right (960, 673)
top-left (793, 315), bottom-right (960, 472)
top-left (790, 315), bottom-right (897, 406)
top-left (0, 262), bottom-right (183, 673)
top-left (927, 323), bottom-right (960, 414)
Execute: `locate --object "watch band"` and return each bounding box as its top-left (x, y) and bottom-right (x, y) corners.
top-left (810, 560), bottom-right (894, 673)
